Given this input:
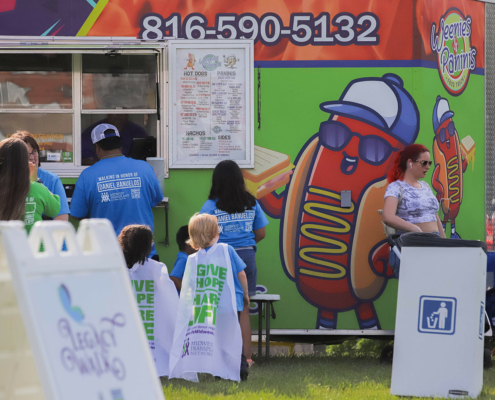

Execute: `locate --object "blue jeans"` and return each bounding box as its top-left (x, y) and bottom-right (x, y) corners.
top-left (235, 248), bottom-right (257, 296)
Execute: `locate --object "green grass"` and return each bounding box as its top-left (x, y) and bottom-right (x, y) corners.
top-left (162, 353), bottom-right (495, 399)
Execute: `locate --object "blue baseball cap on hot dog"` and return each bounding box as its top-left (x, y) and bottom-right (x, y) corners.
top-left (320, 73), bottom-right (420, 146)
top-left (432, 96), bottom-right (455, 132)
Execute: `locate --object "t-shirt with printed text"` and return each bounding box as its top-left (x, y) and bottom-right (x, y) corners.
top-left (70, 156), bottom-right (163, 256)
top-left (199, 199), bottom-right (269, 249)
top-left (24, 181), bottom-right (61, 233)
top-left (203, 244), bottom-right (247, 312)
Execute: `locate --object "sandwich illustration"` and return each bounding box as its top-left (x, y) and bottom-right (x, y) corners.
top-left (460, 135), bottom-right (475, 171)
top-left (242, 146), bottom-right (295, 199)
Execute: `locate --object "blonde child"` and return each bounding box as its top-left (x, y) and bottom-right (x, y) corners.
top-left (169, 214), bottom-right (249, 381)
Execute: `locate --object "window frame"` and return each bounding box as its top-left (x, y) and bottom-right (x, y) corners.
top-left (0, 40), bottom-right (168, 178)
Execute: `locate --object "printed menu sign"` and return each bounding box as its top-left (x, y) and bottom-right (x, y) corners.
top-left (169, 42), bottom-right (253, 168)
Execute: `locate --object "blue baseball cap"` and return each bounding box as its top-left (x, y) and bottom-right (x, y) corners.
top-left (432, 96), bottom-right (454, 132)
top-left (320, 73), bottom-right (420, 146)
top-left (91, 123), bottom-right (120, 144)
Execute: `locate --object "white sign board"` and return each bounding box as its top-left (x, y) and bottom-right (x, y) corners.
top-left (391, 245), bottom-right (486, 398)
top-left (0, 220), bottom-right (165, 400)
top-left (168, 39), bottom-right (254, 169)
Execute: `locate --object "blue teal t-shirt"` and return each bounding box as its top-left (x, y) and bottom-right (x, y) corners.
top-left (37, 168), bottom-right (70, 217)
top-left (200, 199), bottom-right (269, 249)
top-left (170, 251), bottom-right (188, 279)
top-left (204, 244), bottom-right (246, 312)
top-left (70, 156), bottom-right (163, 256)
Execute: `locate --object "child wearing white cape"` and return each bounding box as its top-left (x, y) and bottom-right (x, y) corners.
top-left (169, 213), bottom-right (250, 382)
top-left (119, 224), bottom-right (179, 377)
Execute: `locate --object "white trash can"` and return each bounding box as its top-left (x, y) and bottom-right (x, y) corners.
top-left (391, 234), bottom-right (487, 398)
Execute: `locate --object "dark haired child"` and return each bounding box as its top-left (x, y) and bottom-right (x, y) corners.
top-left (170, 225), bottom-right (197, 292)
top-left (200, 159), bottom-right (269, 367)
top-left (118, 224), bottom-right (178, 377)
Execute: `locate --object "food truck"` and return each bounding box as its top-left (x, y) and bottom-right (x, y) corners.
top-left (0, 0), bottom-right (491, 343)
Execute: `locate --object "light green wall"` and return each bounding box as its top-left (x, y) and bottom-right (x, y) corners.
top-left (64, 66), bottom-right (485, 330)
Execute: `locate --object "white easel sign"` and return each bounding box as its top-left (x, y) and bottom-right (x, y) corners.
top-left (0, 220), bottom-right (165, 400)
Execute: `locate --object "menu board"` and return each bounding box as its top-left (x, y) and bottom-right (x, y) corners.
top-left (168, 40), bottom-right (254, 168)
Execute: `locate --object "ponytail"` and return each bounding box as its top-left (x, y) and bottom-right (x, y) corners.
top-left (387, 144), bottom-right (429, 183)
top-left (387, 150), bottom-right (404, 183)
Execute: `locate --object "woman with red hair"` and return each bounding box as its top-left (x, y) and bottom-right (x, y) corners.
top-left (382, 144), bottom-right (446, 277)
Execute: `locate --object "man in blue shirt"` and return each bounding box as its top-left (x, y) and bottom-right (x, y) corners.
top-left (70, 123), bottom-right (164, 259)
top-left (81, 114), bottom-right (148, 165)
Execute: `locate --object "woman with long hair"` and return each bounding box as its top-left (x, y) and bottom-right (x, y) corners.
top-left (0, 138), bottom-right (31, 221)
top-left (200, 160), bottom-right (269, 367)
top-left (382, 144), bottom-right (446, 276)
top-left (11, 130), bottom-right (70, 221)
top-left (0, 136), bottom-right (60, 232)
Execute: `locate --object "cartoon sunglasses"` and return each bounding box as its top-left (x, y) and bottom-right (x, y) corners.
top-left (319, 120), bottom-right (399, 166)
top-left (438, 121), bottom-right (455, 143)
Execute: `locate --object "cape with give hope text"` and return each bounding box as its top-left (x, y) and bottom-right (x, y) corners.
top-left (169, 242), bottom-right (241, 381)
top-left (128, 259), bottom-right (179, 377)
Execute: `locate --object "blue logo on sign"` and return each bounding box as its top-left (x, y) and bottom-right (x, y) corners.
top-left (418, 296), bottom-right (456, 335)
top-left (199, 54), bottom-right (221, 71)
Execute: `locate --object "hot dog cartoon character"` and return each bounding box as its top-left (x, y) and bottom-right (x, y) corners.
top-left (185, 53), bottom-right (195, 70)
top-left (260, 74), bottom-right (419, 329)
top-left (431, 96), bottom-right (470, 239)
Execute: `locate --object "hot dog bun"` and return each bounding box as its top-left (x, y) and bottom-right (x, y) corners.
top-left (351, 179), bottom-right (388, 299)
top-left (281, 138), bottom-right (319, 278)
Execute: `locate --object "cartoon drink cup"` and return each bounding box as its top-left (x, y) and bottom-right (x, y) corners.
top-left (260, 74), bottom-right (420, 329)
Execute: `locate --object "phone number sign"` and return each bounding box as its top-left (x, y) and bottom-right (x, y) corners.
top-left (139, 12), bottom-right (380, 47)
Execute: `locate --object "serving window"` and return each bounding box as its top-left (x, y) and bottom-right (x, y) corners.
top-left (0, 43), bottom-right (166, 177)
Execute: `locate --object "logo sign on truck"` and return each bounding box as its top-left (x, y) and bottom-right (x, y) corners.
top-left (430, 7), bottom-right (477, 96)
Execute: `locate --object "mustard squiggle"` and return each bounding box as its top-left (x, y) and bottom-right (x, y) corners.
top-left (298, 187), bottom-right (354, 279)
top-left (447, 156), bottom-right (460, 203)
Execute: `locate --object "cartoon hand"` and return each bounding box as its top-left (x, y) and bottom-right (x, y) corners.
top-left (460, 147), bottom-right (469, 172)
top-left (259, 192), bottom-right (285, 218)
top-left (370, 241), bottom-right (394, 277)
top-left (431, 165), bottom-right (444, 200)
